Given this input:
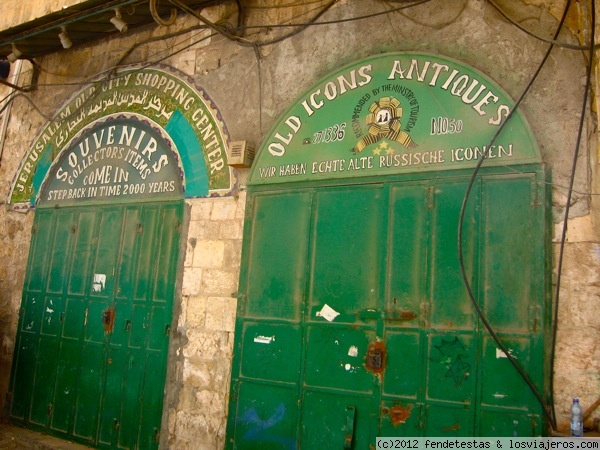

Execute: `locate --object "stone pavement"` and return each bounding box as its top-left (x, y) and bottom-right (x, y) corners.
top-left (0, 423), bottom-right (92, 450)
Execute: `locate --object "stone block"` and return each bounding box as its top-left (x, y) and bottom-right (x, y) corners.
top-left (181, 267), bottom-right (202, 296)
top-left (183, 329), bottom-right (230, 361)
top-left (189, 199), bottom-right (213, 221)
top-left (201, 269), bottom-right (237, 295)
top-left (211, 199), bottom-right (237, 221)
top-left (185, 295), bottom-right (207, 328)
top-left (205, 296), bottom-right (237, 332)
top-left (224, 240), bottom-right (242, 268)
top-left (192, 239), bottom-right (225, 268)
top-left (187, 218), bottom-right (207, 241)
top-left (217, 220), bottom-right (243, 240)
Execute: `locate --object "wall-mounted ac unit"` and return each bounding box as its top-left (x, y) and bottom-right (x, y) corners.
top-left (228, 140), bottom-right (255, 168)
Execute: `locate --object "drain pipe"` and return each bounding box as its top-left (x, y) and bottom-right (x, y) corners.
top-left (0, 59), bottom-right (22, 166)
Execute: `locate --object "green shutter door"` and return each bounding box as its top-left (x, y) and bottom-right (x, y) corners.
top-left (301, 185), bottom-right (385, 449)
top-left (9, 201), bottom-right (182, 449)
top-left (477, 174), bottom-right (548, 436)
top-left (383, 178), bottom-right (480, 436)
top-left (227, 169), bottom-right (550, 447)
top-left (230, 191), bottom-right (311, 449)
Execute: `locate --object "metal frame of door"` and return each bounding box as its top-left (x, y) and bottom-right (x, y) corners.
top-left (9, 201), bottom-right (183, 449)
top-left (226, 165), bottom-right (552, 448)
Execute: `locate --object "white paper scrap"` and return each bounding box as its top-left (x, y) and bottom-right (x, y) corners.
top-left (316, 304), bottom-right (340, 322)
top-left (254, 335), bottom-right (275, 344)
top-left (496, 348), bottom-right (516, 359)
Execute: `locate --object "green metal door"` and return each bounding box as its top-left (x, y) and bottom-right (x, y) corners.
top-left (9, 201), bottom-right (182, 449)
top-left (227, 168), bottom-right (550, 447)
top-left (302, 185), bottom-right (385, 448)
top-left (381, 178), bottom-right (480, 436)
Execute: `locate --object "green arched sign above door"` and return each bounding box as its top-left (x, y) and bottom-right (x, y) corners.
top-left (8, 64), bottom-right (234, 211)
top-left (249, 52), bottom-right (541, 185)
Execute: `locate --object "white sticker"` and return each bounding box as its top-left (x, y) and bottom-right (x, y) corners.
top-left (348, 345), bottom-right (359, 357)
top-left (254, 335), bottom-right (275, 344)
top-left (316, 304), bottom-right (340, 322)
top-left (92, 274), bottom-right (106, 292)
top-left (496, 348), bottom-right (516, 359)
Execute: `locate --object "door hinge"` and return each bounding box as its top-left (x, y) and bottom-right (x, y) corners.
top-left (532, 179), bottom-right (543, 207)
top-left (344, 406), bottom-right (356, 449)
top-left (530, 304), bottom-right (541, 333)
top-left (238, 294), bottom-right (247, 316)
top-left (426, 186), bottom-right (435, 210)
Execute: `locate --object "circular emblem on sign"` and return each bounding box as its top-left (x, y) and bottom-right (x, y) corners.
top-left (352, 96), bottom-right (417, 154)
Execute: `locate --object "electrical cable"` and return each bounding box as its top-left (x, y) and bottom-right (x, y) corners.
top-left (550, 0), bottom-right (595, 429)
top-left (114, 24), bottom-right (211, 66)
top-left (239, 0), bottom-right (433, 31)
top-left (3, 0), bottom-right (431, 92)
top-left (389, 0), bottom-right (467, 29)
top-left (457, 0), bottom-right (580, 432)
top-left (244, 0), bottom-right (329, 8)
top-left (252, 43), bottom-right (264, 132)
top-left (0, 61), bottom-right (38, 93)
top-left (0, 27), bottom-right (217, 122)
top-left (0, 0), bottom-right (438, 120)
top-left (168, 0), bottom-right (338, 47)
top-left (486, 0), bottom-right (598, 51)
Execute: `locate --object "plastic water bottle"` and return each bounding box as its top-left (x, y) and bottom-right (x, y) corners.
top-left (570, 397), bottom-right (583, 437)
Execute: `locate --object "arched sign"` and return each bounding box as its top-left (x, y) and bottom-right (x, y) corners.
top-left (249, 52), bottom-right (541, 185)
top-left (8, 64), bottom-right (234, 211)
top-left (39, 115), bottom-right (183, 207)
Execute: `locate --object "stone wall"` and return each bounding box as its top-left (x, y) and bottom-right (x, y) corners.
top-left (0, 0), bottom-right (598, 446)
top-left (165, 195), bottom-right (245, 449)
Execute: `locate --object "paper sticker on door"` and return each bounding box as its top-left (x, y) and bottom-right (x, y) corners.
top-left (92, 274), bottom-right (106, 292)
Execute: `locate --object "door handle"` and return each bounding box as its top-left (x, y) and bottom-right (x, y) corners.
top-left (344, 406), bottom-right (356, 449)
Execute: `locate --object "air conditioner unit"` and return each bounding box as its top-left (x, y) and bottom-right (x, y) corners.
top-left (228, 140), bottom-right (255, 168)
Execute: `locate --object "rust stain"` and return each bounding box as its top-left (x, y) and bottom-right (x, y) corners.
top-left (102, 307), bottom-right (116, 333)
top-left (385, 310), bottom-right (417, 321)
top-left (389, 405), bottom-right (411, 426)
top-left (442, 422), bottom-right (461, 432)
top-left (398, 310), bottom-right (417, 320)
